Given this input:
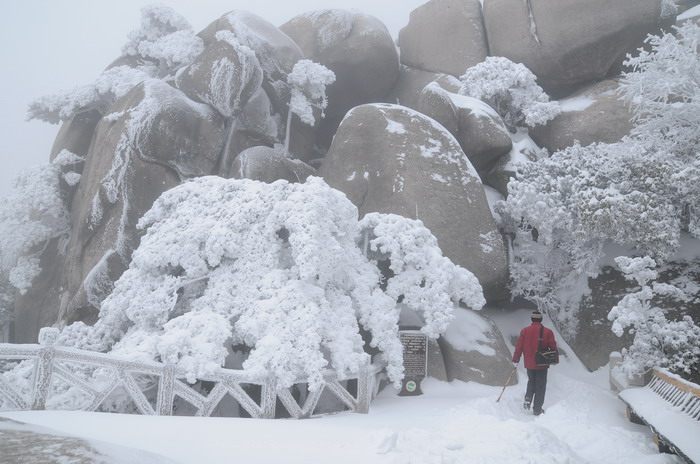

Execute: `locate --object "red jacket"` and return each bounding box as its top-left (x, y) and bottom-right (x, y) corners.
top-left (512, 322), bottom-right (558, 370)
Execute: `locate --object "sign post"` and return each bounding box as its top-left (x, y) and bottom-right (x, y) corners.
top-left (398, 330), bottom-right (427, 396)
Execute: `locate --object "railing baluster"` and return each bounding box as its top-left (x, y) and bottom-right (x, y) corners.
top-left (31, 328), bottom-right (59, 410)
top-left (157, 364), bottom-right (175, 416)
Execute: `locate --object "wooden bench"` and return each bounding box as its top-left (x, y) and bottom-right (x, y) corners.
top-left (616, 367), bottom-right (700, 464)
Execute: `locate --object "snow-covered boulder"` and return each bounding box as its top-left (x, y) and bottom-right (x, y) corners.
top-left (175, 34), bottom-right (263, 118)
top-left (417, 84), bottom-right (513, 175)
top-left (415, 82), bottom-right (459, 136)
top-left (318, 103), bottom-right (509, 302)
top-left (387, 65), bottom-right (461, 110)
top-left (280, 9), bottom-right (399, 121)
top-left (438, 309), bottom-right (517, 386)
top-left (398, 0), bottom-right (488, 78)
top-left (483, 0), bottom-right (677, 95)
top-left (449, 92), bottom-right (513, 174)
top-left (529, 79), bottom-right (636, 153)
top-left (53, 81), bottom-right (226, 325)
top-left (198, 10), bottom-right (304, 115)
top-left (230, 146), bottom-right (316, 183)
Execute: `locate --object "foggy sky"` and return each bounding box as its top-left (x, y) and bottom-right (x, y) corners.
top-left (0, 0), bottom-right (427, 195)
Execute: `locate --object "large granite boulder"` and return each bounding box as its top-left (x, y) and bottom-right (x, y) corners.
top-left (530, 79), bottom-right (635, 152)
top-left (439, 309), bottom-right (517, 385)
top-left (49, 81), bottom-right (226, 328)
top-left (281, 9), bottom-right (400, 156)
top-left (318, 103), bottom-right (509, 302)
top-left (387, 65), bottom-right (461, 110)
top-left (417, 84), bottom-right (513, 175)
top-left (280, 9), bottom-right (399, 121)
top-left (483, 0), bottom-right (676, 96)
top-left (398, 0), bottom-right (488, 78)
top-left (415, 82), bottom-right (460, 136)
top-left (175, 34), bottom-right (263, 118)
top-left (198, 10), bottom-right (305, 115)
top-left (229, 146), bottom-right (316, 183)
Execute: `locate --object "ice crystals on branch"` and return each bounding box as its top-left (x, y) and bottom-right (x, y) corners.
top-left (59, 177), bottom-right (483, 390)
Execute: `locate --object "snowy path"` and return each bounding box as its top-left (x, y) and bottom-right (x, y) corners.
top-left (0, 308), bottom-right (685, 463)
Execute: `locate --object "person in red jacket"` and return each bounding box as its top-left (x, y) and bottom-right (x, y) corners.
top-left (512, 311), bottom-right (558, 415)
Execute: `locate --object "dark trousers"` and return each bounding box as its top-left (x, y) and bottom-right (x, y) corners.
top-left (525, 369), bottom-right (548, 412)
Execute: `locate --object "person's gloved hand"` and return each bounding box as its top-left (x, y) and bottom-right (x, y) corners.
top-left (512, 362), bottom-right (518, 368)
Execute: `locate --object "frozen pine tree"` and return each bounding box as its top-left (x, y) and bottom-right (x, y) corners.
top-left (458, 56), bottom-right (560, 132)
top-left (59, 177), bottom-right (484, 391)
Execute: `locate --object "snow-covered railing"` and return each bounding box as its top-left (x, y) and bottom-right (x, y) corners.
top-left (617, 367), bottom-right (700, 463)
top-left (0, 328), bottom-right (382, 419)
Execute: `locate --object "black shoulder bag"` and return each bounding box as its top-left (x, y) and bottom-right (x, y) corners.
top-left (535, 325), bottom-right (559, 366)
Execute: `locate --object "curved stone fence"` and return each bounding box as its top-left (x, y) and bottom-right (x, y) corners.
top-left (0, 328), bottom-right (383, 419)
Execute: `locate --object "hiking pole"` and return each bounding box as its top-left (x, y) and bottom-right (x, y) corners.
top-left (496, 366), bottom-right (517, 402)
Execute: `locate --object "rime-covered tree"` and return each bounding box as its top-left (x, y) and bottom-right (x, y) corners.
top-left (458, 56), bottom-right (560, 132)
top-left (608, 256), bottom-right (700, 379)
top-left (498, 23), bottom-right (700, 330)
top-left (59, 177), bottom-right (484, 390)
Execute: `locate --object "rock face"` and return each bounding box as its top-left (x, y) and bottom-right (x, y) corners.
top-left (439, 309), bottom-right (517, 385)
top-left (399, 0), bottom-right (488, 78)
top-left (230, 146), bottom-right (316, 183)
top-left (56, 81), bottom-right (225, 326)
top-left (530, 79), bottom-right (635, 153)
top-left (49, 109), bottom-right (102, 162)
top-left (319, 103), bottom-right (509, 302)
top-left (483, 0), bottom-right (676, 95)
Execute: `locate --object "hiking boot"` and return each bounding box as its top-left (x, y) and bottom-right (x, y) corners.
top-left (523, 398), bottom-right (531, 410)
top-left (534, 409), bottom-right (545, 416)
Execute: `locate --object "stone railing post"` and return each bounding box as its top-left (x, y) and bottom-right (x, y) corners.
top-left (31, 327), bottom-right (59, 410)
top-left (355, 365), bottom-right (371, 414)
top-left (261, 375), bottom-right (277, 419)
top-left (157, 364), bottom-right (176, 415)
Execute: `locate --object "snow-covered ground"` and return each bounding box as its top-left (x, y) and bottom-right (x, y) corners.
top-left (0, 308), bottom-right (684, 463)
